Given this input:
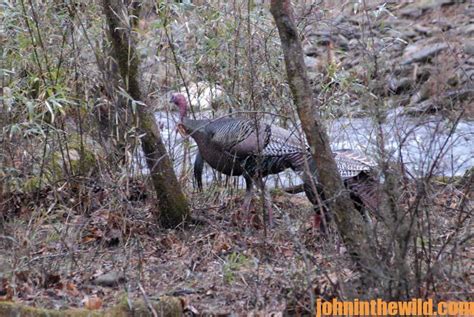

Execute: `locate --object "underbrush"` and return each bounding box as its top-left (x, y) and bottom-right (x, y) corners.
top-left (0, 175), bottom-right (471, 314)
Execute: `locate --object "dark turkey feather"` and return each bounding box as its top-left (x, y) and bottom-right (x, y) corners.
top-left (194, 151), bottom-right (204, 191)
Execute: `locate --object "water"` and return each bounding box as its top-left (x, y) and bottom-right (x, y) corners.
top-left (330, 109), bottom-right (473, 177)
top-left (138, 110), bottom-right (473, 189)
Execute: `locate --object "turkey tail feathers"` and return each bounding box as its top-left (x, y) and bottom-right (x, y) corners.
top-left (345, 171), bottom-right (381, 215)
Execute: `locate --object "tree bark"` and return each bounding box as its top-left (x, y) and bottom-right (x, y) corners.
top-left (102, 0), bottom-right (190, 227)
top-left (270, 0), bottom-right (385, 288)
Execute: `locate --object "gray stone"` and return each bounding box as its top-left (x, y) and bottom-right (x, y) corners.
top-left (304, 56), bottom-right (320, 69)
top-left (409, 88), bottom-right (429, 106)
top-left (336, 34), bottom-right (350, 50)
top-left (399, 7), bottom-right (423, 18)
top-left (400, 0), bottom-right (461, 18)
top-left (92, 271), bottom-right (126, 287)
top-left (463, 24), bottom-right (474, 36)
top-left (388, 77), bottom-right (415, 94)
top-left (404, 99), bottom-right (439, 115)
top-left (388, 27), bottom-right (418, 40)
top-left (402, 42), bottom-right (449, 65)
top-left (462, 42), bottom-right (474, 56)
top-left (303, 44), bottom-right (319, 57)
top-left (415, 0), bottom-right (459, 10)
top-left (414, 24), bottom-right (440, 36)
top-left (449, 67), bottom-right (474, 85)
top-left (442, 88), bottom-right (474, 101)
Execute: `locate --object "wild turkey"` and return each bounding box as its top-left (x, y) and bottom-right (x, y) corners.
top-left (171, 93), bottom-right (308, 224)
top-left (172, 93), bottom-right (380, 226)
top-left (302, 149), bottom-right (380, 231)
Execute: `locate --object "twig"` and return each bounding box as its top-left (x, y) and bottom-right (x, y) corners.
top-left (138, 282), bottom-right (158, 317)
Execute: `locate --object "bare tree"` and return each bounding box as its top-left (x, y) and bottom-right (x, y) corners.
top-left (102, 0), bottom-right (190, 227)
top-left (270, 0), bottom-right (387, 288)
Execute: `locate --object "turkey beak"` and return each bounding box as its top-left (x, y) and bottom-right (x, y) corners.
top-left (176, 123), bottom-right (187, 137)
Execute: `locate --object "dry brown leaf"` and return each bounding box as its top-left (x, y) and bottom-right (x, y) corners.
top-left (213, 232), bottom-right (232, 253)
top-left (82, 295), bottom-right (103, 310)
top-left (66, 282), bottom-right (80, 297)
top-left (81, 228), bottom-right (104, 244)
top-left (281, 247), bottom-right (293, 257)
top-left (0, 279), bottom-right (13, 302)
top-left (0, 295), bottom-right (13, 302)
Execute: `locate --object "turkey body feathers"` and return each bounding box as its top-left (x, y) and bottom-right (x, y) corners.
top-left (302, 149), bottom-right (380, 214)
top-left (182, 116), bottom-right (306, 179)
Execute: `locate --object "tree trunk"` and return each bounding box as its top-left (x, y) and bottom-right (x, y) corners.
top-left (102, 0), bottom-right (190, 227)
top-left (270, 0), bottom-right (385, 289)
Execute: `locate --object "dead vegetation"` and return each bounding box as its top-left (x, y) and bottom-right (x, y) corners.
top-left (0, 178), bottom-right (471, 314)
top-left (0, 0), bottom-right (472, 315)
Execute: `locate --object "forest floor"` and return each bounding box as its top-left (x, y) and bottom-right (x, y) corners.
top-left (0, 179), bottom-right (471, 315)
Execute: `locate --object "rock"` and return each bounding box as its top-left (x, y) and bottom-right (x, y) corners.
top-left (402, 42), bottom-right (449, 65)
top-left (399, 0), bottom-right (463, 18)
top-left (449, 67), bottom-right (474, 85)
top-left (336, 34), bottom-right (350, 51)
top-left (409, 88), bottom-right (429, 106)
top-left (388, 77), bottom-right (414, 94)
top-left (462, 42), bottom-right (474, 56)
top-left (304, 56), bottom-right (320, 69)
top-left (179, 81), bottom-right (224, 111)
top-left (463, 24), bottom-right (474, 36)
top-left (414, 0), bottom-right (460, 10)
top-left (92, 271), bottom-right (126, 287)
top-left (387, 27), bottom-right (417, 40)
top-left (405, 99), bottom-right (440, 115)
top-left (443, 88), bottom-right (474, 101)
top-left (414, 24), bottom-right (440, 36)
top-left (303, 44), bottom-right (319, 57)
top-left (399, 7), bottom-right (423, 18)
